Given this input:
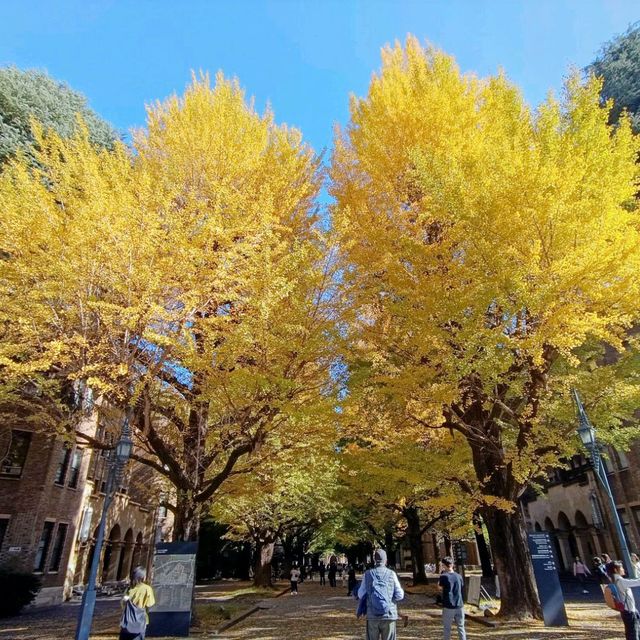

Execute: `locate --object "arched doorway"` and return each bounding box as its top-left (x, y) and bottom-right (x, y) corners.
top-left (534, 522), bottom-right (542, 532)
top-left (132, 531), bottom-right (144, 569)
top-left (102, 524), bottom-right (121, 583)
top-left (118, 528), bottom-right (135, 581)
top-left (574, 510), bottom-right (593, 559)
top-left (557, 511), bottom-right (576, 569)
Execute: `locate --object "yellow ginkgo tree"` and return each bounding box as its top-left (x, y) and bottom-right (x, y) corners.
top-left (0, 74), bottom-right (339, 541)
top-left (331, 37), bottom-right (640, 618)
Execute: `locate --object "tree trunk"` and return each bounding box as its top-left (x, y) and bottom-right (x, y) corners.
top-left (431, 533), bottom-right (440, 568)
top-left (174, 491), bottom-right (201, 542)
top-left (404, 507), bottom-right (428, 584)
top-left (473, 513), bottom-right (494, 578)
top-left (482, 505), bottom-right (542, 619)
top-left (253, 540), bottom-right (276, 588)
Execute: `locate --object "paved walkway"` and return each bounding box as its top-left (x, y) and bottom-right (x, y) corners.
top-left (223, 580), bottom-right (624, 640)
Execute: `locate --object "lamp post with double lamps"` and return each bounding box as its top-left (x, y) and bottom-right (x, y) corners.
top-left (572, 389), bottom-right (632, 576)
top-left (75, 417), bottom-right (134, 640)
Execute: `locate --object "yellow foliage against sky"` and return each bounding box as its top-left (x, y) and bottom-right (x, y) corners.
top-left (0, 74), bottom-right (338, 540)
top-left (332, 36), bottom-right (640, 456)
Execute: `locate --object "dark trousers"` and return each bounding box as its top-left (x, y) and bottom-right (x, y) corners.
top-left (622, 611), bottom-right (640, 640)
top-left (120, 630), bottom-right (145, 640)
top-left (290, 580), bottom-right (298, 593)
top-left (329, 574), bottom-right (337, 587)
top-left (319, 574), bottom-right (325, 585)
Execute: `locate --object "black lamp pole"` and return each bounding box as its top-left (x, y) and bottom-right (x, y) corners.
top-left (75, 417), bottom-right (133, 640)
top-left (572, 389), bottom-right (632, 575)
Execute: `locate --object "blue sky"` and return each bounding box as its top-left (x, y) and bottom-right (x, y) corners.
top-left (1, 0), bottom-right (638, 154)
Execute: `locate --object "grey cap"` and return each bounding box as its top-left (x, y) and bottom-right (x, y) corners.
top-left (373, 549), bottom-right (387, 565)
top-left (132, 566), bottom-right (147, 581)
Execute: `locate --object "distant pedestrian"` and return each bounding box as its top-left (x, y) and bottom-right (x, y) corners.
top-left (609, 560), bottom-right (640, 640)
top-left (120, 566), bottom-right (155, 640)
top-left (357, 548), bottom-right (404, 640)
top-left (319, 561), bottom-right (326, 586)
top-left (573, 556), bottom-right (591, 594)
top-left (439, 556), bottom-right (466, 640)
top-left (329, 561), bottom-right (338, 588)
top-left (348, 564), bottom-right (357, 596)
top-left (632, 554), bottom-right (640, 579)
top-left (594, 557), bottom-right (610, 584)
top-left (290, 563), bottom-right (301, 595)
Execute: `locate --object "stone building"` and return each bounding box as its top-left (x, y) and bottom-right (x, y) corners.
top-left (0, 411), bottom-right (164, 606)
top-left (522, 445), bottom-right (640, 573)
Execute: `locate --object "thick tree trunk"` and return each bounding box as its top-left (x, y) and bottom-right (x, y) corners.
top-left (174, 491), bottom-right (201, 542)
top-left (253, 540), bottom-right (275, 588)
top-left (482, 505), bottom-right (542, 619)
top-left (404, 507), bottom-right (428, 584)
top-left (473, 513), bottom-right (494, 578)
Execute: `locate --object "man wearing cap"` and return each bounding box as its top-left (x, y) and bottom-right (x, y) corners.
top-left (357, 549), bottom-right (404, 640)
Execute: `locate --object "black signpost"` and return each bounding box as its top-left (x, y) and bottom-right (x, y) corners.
top-left (147, 541), bottom-right (198, 638)
top-left (527, 532), bottom-right (568, 627)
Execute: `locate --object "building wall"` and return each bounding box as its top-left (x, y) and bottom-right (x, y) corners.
top-left (0, 414), bottom-right (161, 606)
top-left (0, 425), bottom-right (91, 606)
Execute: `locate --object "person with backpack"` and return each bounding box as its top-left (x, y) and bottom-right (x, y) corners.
top-left (119, 566), bottom-right (156, 640)
top-left (438, 556), bottom-right (466, 640)
top-left (607, 561), bottom-right (640, 640)
top-left (357, 548), bottom-right (404, 640)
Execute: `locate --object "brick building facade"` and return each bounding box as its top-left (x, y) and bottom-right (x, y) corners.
top-left (0, 413), bottom-right (164, 606)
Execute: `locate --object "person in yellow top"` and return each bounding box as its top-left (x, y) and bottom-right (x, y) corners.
top-left (120, 566), bottom-right (156, 640)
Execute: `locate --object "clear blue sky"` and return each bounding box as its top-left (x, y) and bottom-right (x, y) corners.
top-left (1, 0), bottom-right (638, 153)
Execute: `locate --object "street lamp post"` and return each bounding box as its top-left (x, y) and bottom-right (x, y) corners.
top-left (75, 417), bottom-right (133, 640)
top-left (572, 389), bottom-right (632, 575)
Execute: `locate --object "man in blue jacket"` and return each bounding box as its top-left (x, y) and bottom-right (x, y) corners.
top-left (438, 556), bottom-right (466, 640)
top-left (357, 549), bottom-right (404, 640)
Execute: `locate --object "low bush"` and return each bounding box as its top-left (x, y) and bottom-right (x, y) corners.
top-left (0, 568), bottom-right (41, 616)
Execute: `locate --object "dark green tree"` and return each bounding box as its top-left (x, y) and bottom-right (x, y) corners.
top-left (588, 22), bottom-right (640, 132)
top-left (0, 67), bottom-right (117, 165)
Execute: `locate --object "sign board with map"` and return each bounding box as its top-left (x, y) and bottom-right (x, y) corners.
top-left (147, 541), bottom-right (198, 637)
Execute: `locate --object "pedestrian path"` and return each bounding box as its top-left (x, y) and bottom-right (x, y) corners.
top-left (222, 580), bottom-right (622, 640)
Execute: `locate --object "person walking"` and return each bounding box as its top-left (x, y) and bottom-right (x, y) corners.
top-left (631, 553), bottom-right (640, 579)
top-left (329, 561), bottom-right (338, 588)
top-left (609, 560), bottom-right (640, 640)
top-left (357, 548), bottom-right (404, 640)
top-left (290, 563), bottom-right (301, 595)
top-left (348, 564), bottom-right (357, 597)
top-left (438, 556), bottom-right (466, 640)
top-left (319, 561), bottom-right (326, 586)
top-left (594, 556), bottom-right (610, 584)
top-left (119, 566), bottom-right (155, 640)
top-left (573, 556), bottom-right (591, 594)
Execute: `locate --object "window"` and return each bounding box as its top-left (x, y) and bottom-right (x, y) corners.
top-left (615, 448), bottom-right (630, 471)
top-left (34, 521), bottom-right (54, 572)
top-left (48, 523), bottom-right (68, 572)
top-left (53, 444), bottom-right (72, 485)
top-left (0, 518), bottom-right (9, 551)
top-left (67, 449), bottom-right (83, 489)
top-left (618, 508), bottom-right (633, 547)
top-left (0, 430), bottom-right (32, 478)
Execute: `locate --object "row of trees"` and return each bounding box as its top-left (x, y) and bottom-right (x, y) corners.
top-left (2, 25), bottom-right (640, 616)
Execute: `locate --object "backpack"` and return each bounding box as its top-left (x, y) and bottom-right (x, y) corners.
top-left (604, 583), bottom-right (626, 612)
top-left (120, 598), bottom-right (147, 634)
top-left (366, 567), bottom-right (393, 617)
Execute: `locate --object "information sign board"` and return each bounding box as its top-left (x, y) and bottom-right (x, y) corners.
top-left (527, 532), bottom-right (568, 627)
top-left (147, 541), bottom-right (197, 637)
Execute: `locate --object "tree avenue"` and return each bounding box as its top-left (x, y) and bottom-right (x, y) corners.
top-left (0, 74), bottom-right (339, 541)
top-left (331, 37), bottom-right (640, 618)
